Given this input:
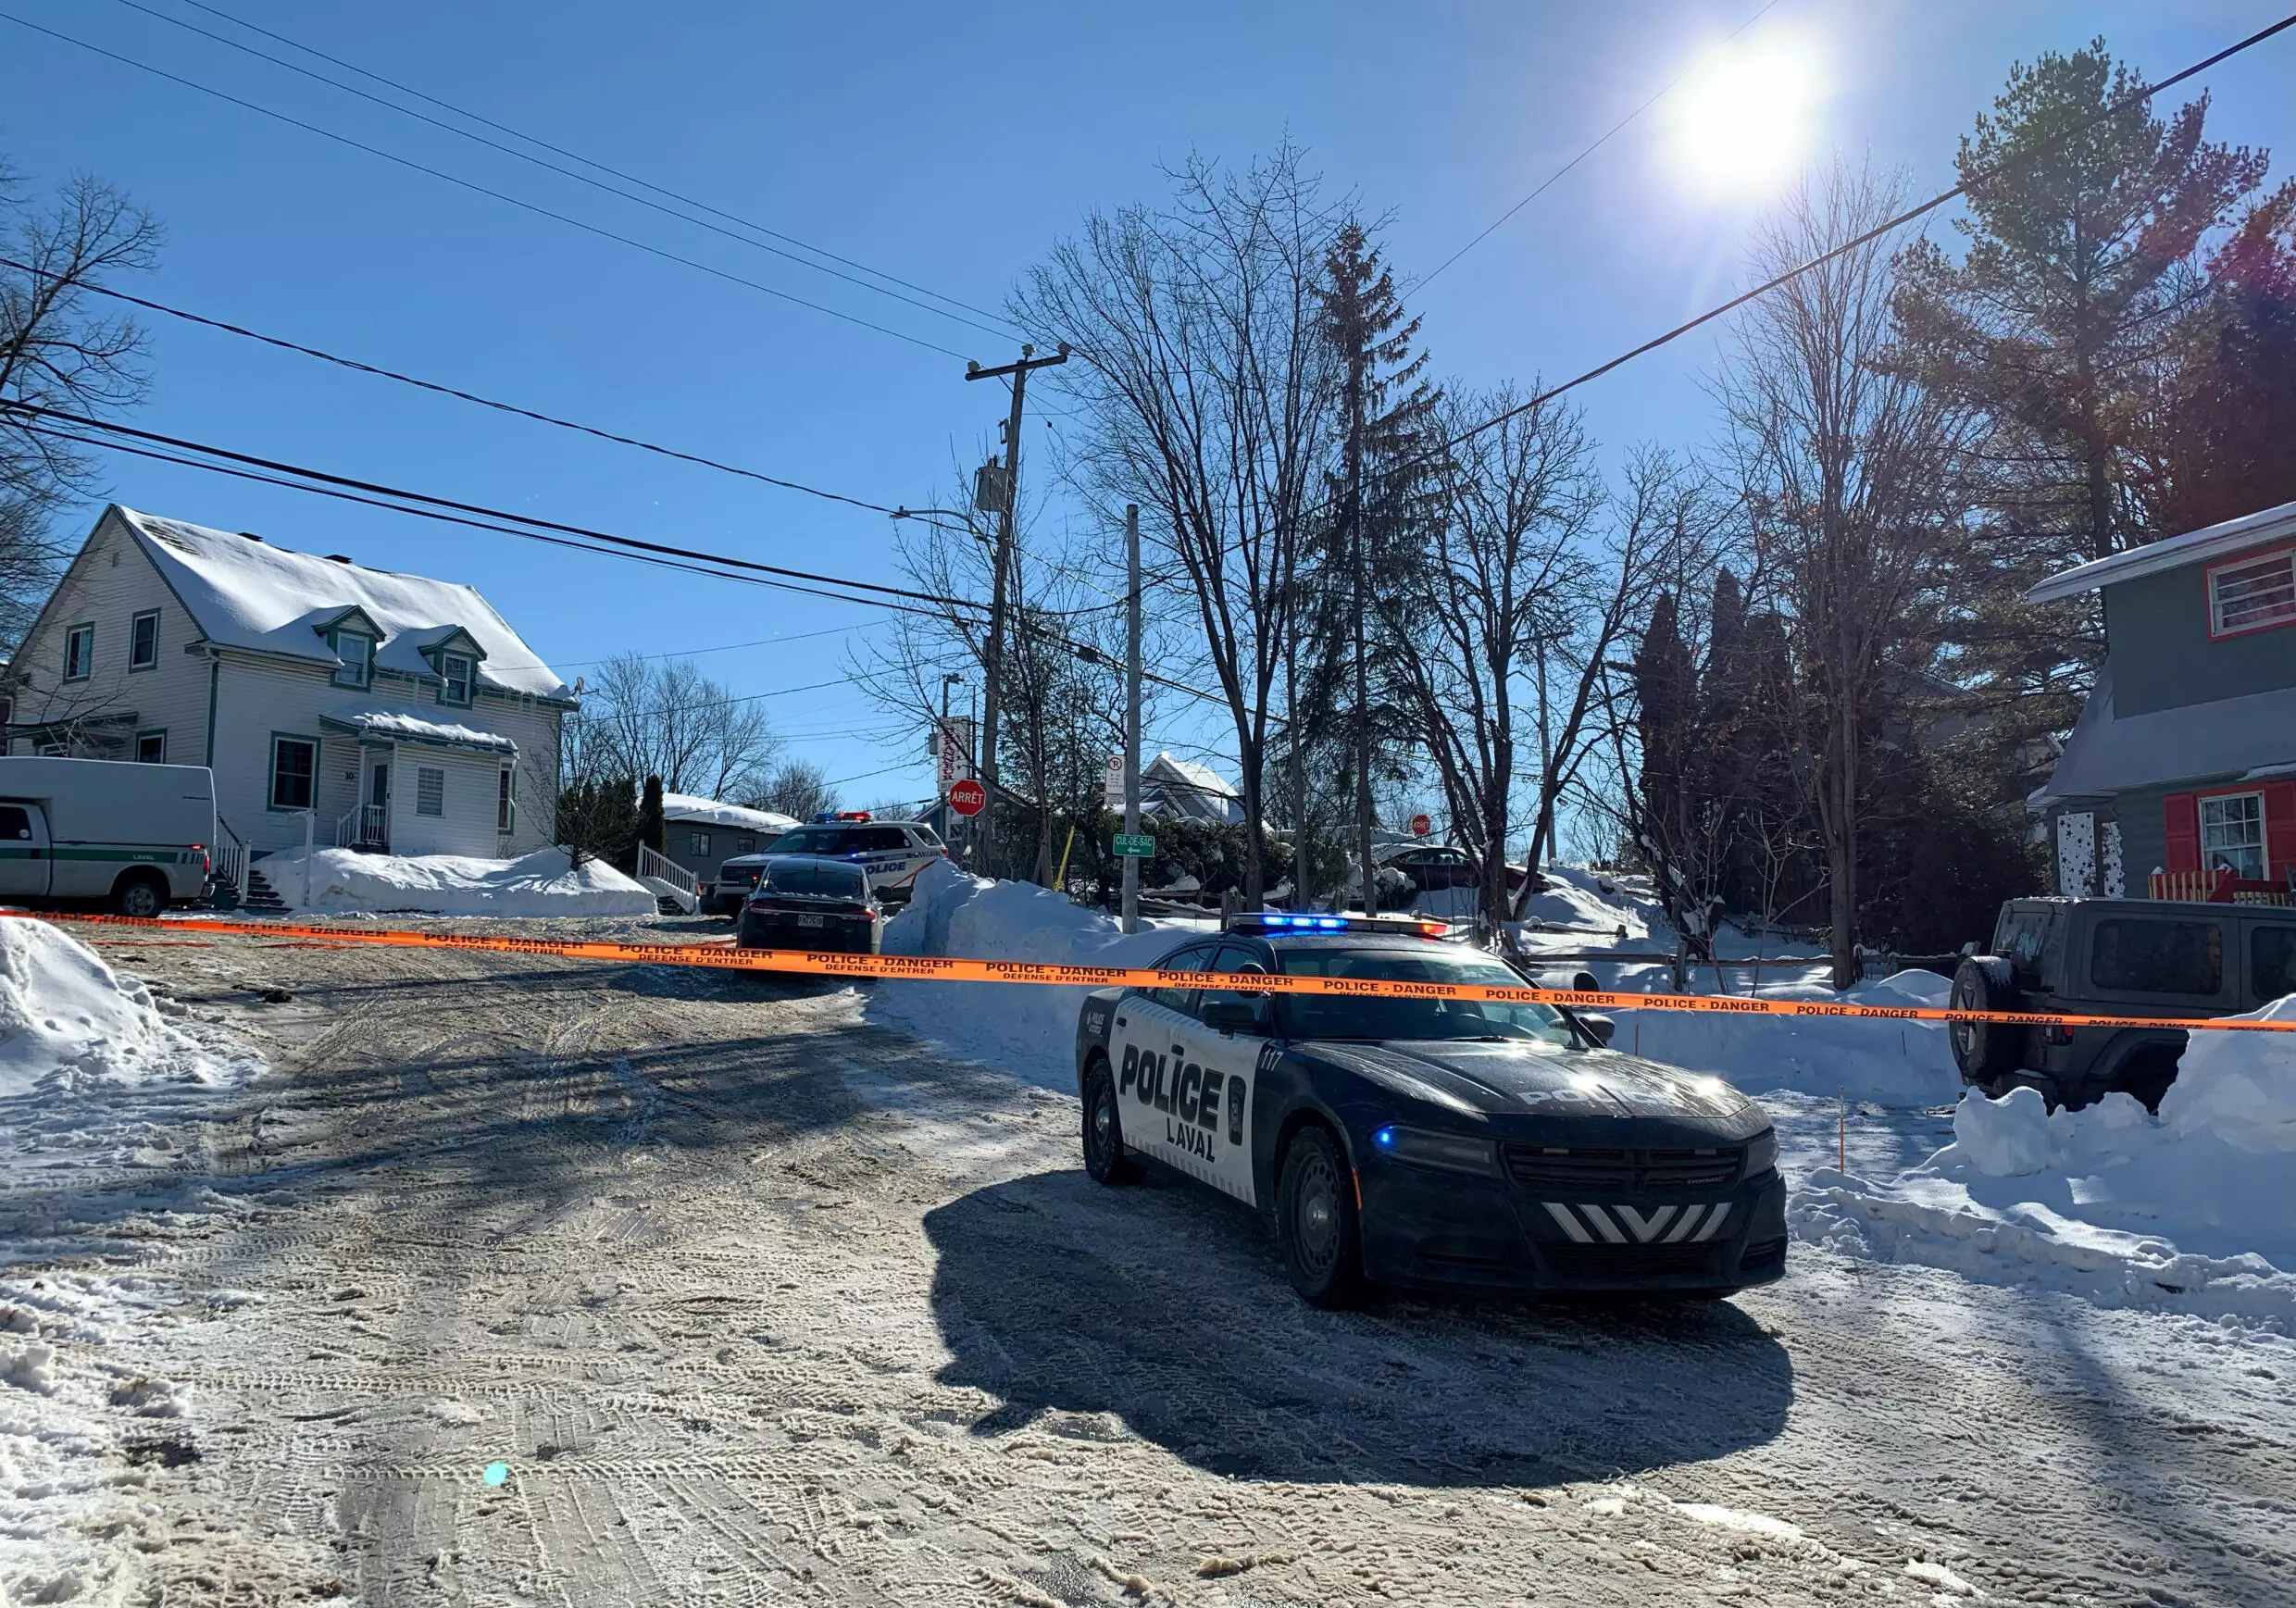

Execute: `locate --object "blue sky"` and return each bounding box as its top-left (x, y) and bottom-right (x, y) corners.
top-left (2, 0), bottom-right (2287, 816)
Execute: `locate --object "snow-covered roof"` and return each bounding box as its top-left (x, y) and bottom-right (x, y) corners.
top-left (320, 705), bottom-right (518, 754)
top-left (659, 792), bottom-right (798, 834)
top-left (2023, 499), bottom-right (2296, 605)
top-left (1146, 753), bottom-right (1239, 799)
top-left (113, 506), bottom-right (572, 699)
top-left (2028, 666), bottom-right (2296, 808)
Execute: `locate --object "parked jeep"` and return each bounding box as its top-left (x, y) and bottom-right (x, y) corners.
top-left (1951, 897), bottom-right (2296, 1110)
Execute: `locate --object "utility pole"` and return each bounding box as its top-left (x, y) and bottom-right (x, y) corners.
top-left (940, 671), bottom-right (965, 864)
top-left (1347, 358), bottom-right (1376, 918)
top-left (1122, 504), bottom-right (1142, 934)
top-left (964, 343), bottom-right (1068, 879)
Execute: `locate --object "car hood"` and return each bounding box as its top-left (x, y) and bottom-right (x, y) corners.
top-left (1302, 1038), bottom-right (1756, 1121)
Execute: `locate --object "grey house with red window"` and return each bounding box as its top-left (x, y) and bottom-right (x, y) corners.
top-left (2026, 499), bottom-right (2296, 902)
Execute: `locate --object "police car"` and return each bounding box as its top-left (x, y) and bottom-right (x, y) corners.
top-left (1073, 914), bottom-right (1785, 1306)
top-left (755, 812), bottom-right (946, 905)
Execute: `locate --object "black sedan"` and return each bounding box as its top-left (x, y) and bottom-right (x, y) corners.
top-left (736, 854), bottom-right (882, 954)
top-left (1072, 915), bottom-right (1784, 1306)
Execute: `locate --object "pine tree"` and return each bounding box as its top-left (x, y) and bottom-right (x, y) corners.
top-left (1319, 219), bottom-right (1437, 914)
top-left (636, 775), bottom-right (666, 862)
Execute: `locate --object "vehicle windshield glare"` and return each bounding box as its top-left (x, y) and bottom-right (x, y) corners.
top-left (766, 826), bottom-right (848, 856)
top-left (758, 857), bottom-right (869, 899)
top-left (1276, 948), bottom-right (1578, 1046)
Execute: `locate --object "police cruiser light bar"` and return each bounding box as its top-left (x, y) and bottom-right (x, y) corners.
top-left (1223, 912), bottom-right (1457, 939)
top-left (811, 810), bottom-right (874, 823)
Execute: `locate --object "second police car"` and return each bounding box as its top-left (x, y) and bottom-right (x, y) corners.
top-left (1074, 914), bottom-right (1785, 1306)
top-left (754, 812), bottom-right (947, 906)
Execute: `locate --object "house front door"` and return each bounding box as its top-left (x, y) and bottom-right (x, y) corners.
top-left (364, 757), bottom-right (391, 848)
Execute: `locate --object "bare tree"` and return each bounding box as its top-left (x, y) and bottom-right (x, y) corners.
top-left (751, 759), bottom-right (835, 821)
top-left (1718, 160), bottom-right (1972, 990)
top-left (1017, 144), bottom-right (1342, 906)
top-left (0, 162), bottom-right (161, 646)
top-left (1381, 387), bottom-right (1600, 929)
top-left (585, 653), bottom-right (781, 802)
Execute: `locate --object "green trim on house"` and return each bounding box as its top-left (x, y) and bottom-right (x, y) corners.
top-left (266, 729), bottom-right (320, 812)
top-left (204, 654), bottom-right (219, 767)
top-left (128, 607), bottom-right (161, 672)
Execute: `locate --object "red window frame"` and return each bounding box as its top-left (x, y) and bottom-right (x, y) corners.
top-left (2165, 780), bottom-right (2296, 879)
top-left (2203, 542), bottom-right (2296, 642)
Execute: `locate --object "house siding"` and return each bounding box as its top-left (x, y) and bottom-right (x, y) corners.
top-left (11, 511), bottom-right (568, 860)
top-left (8, 509), bottom-right (216, 764)
top-left (2104, 564), bottom-right (2296, 718)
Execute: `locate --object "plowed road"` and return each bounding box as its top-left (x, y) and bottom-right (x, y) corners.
top-left (7, 916), bottom-right (2291, 1606)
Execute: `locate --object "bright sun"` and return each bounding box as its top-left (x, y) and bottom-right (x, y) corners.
top-left (1668, 36), bottom-right (1822, 193)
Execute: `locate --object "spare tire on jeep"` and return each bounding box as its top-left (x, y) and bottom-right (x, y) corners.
top-left (1950, 956), bottom-right (2021, 1089)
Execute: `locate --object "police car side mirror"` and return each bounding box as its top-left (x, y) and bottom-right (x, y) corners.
top-left (1201, 999), bottom-right (1265, 1035)
top-left (1577, 1012), bottom-right (1616, 1047)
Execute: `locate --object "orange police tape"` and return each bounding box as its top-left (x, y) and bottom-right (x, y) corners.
top-left (8, 907), bottom-right (2293, 1036)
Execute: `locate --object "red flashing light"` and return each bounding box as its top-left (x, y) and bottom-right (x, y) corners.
top-left (1418, 921), bottom-right (1445, 937)
top-left (835, 811), bottom-right (872, 821)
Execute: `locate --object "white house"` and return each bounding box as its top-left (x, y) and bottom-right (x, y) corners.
top-left (658, 792), bottom-right (799, 882)
top-left (5, 506), bottom-right (576, 863)
top-left (1142, 752), bottom-right (1245, 825)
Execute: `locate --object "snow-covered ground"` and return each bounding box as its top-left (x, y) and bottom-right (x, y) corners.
top-left (252, 845), bottom-right (656, 917)
top-left (879, 864), bottom-right (2295, 1330)
top-left (1799, 999), bottom-right (2296, 1328)
top-left (0, 919), bottom-right (261, 1603)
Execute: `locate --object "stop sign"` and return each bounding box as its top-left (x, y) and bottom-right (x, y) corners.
top-left (949, 778), bottom-right (987, 817)
top-left (1409, 813), bottom-right (1432, 837)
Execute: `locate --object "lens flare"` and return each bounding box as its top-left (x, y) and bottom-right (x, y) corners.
top-left (1668, 35), bottom-right (1823, 193)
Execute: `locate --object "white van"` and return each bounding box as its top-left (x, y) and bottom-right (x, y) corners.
top-left (0, 756), bottom-right (218, 917)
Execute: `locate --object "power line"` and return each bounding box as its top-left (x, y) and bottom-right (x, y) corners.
top-left (1427, 13), bottom-right (2296, 472)
top-left (1418, 0), bottom-right (1784, 290)
top-left (0, 252), bottom-right (904, 517)
top-left (553, 622), bottom-right (872, 669)
top-left (0, 7), bottom-right (975, 360)
top-left (6, 402), bottom-right (990, 618)
top-left (103, 0), bottom-right (1022, 343)
top-left (168, 0), bottom-right (1018, 335)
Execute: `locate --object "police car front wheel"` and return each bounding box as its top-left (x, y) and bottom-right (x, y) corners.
top-left (1080, 1058), bottom-right (1138, 1186)
top-left (1277, 1126), bottom-right (1367, 1308)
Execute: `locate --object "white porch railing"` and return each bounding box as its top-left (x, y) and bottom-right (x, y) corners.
top-left (635, 843), bottom-right (701, 913)
top-left (334, 803), bottom-right (389, 850)
top-left (210, 815), bottom-right (250, 906)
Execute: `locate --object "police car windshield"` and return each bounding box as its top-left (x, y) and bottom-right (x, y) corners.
top-left (1275, 946), bottom-right (1578, 1047)
top-left (759, 857), bottom-right (868, 898)
top-left (767, 826), bottom-right (849, 855)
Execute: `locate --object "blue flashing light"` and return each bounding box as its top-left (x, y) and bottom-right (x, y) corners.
top-left (1373, 1125), bottom-right (1397, 1149)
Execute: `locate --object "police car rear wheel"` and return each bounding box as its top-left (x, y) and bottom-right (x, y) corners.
top-left (1080, 1059), bottom-right (1137, 1185)
top-left (1278, 1127), bottom-right (1366, 1308)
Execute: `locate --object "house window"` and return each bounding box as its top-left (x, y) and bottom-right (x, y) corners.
top-left (2208, 546), bottom-right (2296, 638)
top-left (2199, 792), bottom-right (2266, 880)
top-left (269, 736), bottom-right (317, 809)
top-left (135, 729), bottom-right (166, 764)
top-left (64, 623), bottom-right (94, 681)
top-left (130, 609), bottom-right (160, 670)
top-left (690, 831), bottom-right (712, 857)
top-left (333, 631), bottom-right (373, 688)
top-left (440, 653), bottom-right (473, 705)
top-left (498, 767), bottom-right (515, 832)
top-left (417, 767), bottom-right (445, 816)
top-left (739, 835), bottom-right (755, 854)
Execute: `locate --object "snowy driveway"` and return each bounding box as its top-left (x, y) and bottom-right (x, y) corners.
top-left (6, 916), bottom-right (2292, 1606)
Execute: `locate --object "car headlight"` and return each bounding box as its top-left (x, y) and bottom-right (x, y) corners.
top-left (1743, 1127), bottom-right (1778, 1178)
top-left (1370, 1123), bottom-right (1498, 1176)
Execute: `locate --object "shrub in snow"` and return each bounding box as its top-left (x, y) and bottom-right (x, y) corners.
top-left (1952, 1087), bottom-right (2053, 1177)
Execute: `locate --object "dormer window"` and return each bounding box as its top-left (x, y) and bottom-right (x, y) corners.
top-left (333, 631), bottom-right (373, 688)
top-left (440, 652), bottom-right (473, 705)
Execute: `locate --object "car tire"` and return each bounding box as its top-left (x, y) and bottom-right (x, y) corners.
top-left (114, 872), bottom-right (168, 920)
top-left (1949, 957), bottom-right (2021, 1091)
top-left (1080, 1057), bottom-right (1138, 1186)
top-left (1276, 1126), bottom-right (1368, 1308)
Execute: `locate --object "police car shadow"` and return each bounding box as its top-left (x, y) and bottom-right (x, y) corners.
top-left (925, 1170), bottom-right (1794, 1488)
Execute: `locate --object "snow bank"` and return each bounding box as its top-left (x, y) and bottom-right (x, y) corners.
top-left (1616, 969), bottom-right (1963, 1105)
top-left (0, 917), bottom-right (243, 1099)
top-left (257, 845), bottom-right (657, 916)
top-left (870, 862), bottom-right (1192, 1089)
top-left (0, 921), bottom-right (257, 1599)
top-left (1796, 1000), bottom-right (2296, 1328)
